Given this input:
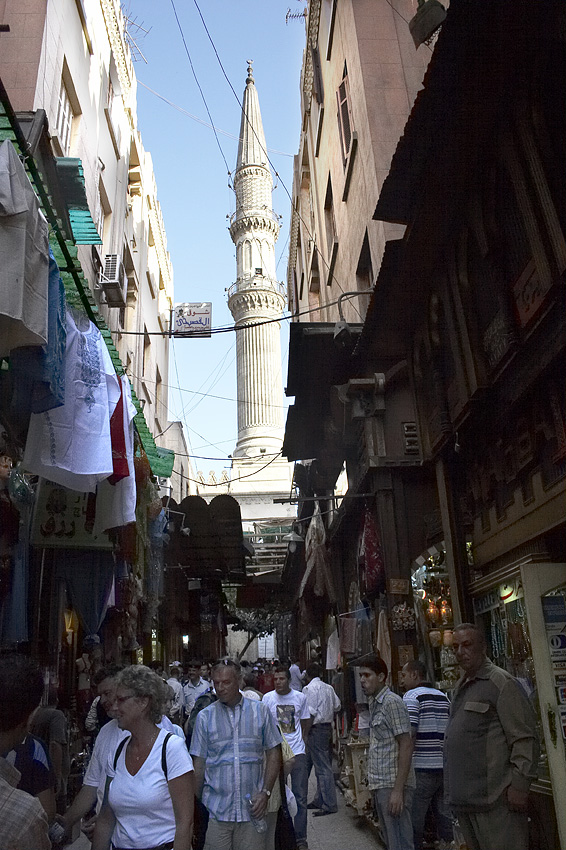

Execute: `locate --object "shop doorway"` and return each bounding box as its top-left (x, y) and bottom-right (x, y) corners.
top-left (521, 563), bottom-right (566, 848)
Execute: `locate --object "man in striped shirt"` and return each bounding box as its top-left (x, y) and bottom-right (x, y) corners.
top-left (191, 659), bottom-right (282, 850)
top-left (401, 660), bottom-right (453, 850)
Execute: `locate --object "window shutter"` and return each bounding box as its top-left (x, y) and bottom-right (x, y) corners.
top-left (336, 76), bottom-right (352, 163)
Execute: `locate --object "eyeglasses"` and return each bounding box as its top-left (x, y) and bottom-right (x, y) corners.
top-left (114, 694), bottom-right (136, 705)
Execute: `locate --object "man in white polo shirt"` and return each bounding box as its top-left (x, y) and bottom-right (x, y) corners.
top-left (263, 665), bottom-right (312, 850)
top-left (302, 662), bottom-right (341, 817)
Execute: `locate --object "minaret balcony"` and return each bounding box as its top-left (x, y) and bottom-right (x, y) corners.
top-left (229, 207), bottom-right (280, 239)
top-left (227, 276), bottom-right (286, 301)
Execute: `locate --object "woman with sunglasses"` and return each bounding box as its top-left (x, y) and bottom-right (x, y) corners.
top-left (92, 665), bottom-right (194, 850)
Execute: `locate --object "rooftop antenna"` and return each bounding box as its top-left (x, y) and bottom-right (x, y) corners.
top-left (122, 9), bottom-right (151, 63)
top-left (285, 5), bottom-right (307, 25)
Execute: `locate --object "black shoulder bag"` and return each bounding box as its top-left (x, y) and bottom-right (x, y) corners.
top-left (274, 768), bottom-right (296, 850)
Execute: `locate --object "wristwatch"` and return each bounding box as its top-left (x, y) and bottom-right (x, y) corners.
top-left (262, 788), bottom-right (272, 797)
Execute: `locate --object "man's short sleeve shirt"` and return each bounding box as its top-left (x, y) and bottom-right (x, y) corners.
top-left (0, 757), bottom-right (51, 850)
top-left (367, 687), bottom-right (415, 790)
top-left (262, 689), bottom-right (310, 755)
top-left (403, 685), bottom-right (450, 770)
top-left (190, 696), bottom-right (281, 822)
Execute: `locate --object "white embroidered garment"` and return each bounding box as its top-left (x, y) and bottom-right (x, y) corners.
top-left (23, 310), bottom-right (120, 492)
top-left (93, 375), bottom-right (137, 533)
top-left (0, 139), bottom-right (49, 356)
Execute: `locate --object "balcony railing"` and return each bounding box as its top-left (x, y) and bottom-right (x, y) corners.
top-left (227, 277), bottom-right (286, 300)
top-left (229, 207), bottom-right (280, 227)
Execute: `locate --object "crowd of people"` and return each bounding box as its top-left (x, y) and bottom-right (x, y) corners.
top-left (0, 626), bottom-right (539, 850)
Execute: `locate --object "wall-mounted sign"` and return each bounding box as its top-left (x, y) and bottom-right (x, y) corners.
top-left (173, 303), bottom-right (212, 337)
top-left (388, 578), bottom-right (410, 595)
top-left (559, 705), bottom-right (566, 741)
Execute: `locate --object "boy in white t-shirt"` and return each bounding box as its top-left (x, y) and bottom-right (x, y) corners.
top-left (263, 665), bottom-right (312, 849)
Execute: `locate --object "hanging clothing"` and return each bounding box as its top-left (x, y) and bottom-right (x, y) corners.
top-left (376, 608), bottom-right (392, 685)
top-left (9, 248), bottom-right (67, 429)
top-left (55, 549), bottom-right (114, 636)
top-left (0, 139), bottom-right (49, 356)
top-left (93, 376), bottom-right (137, 535)
top-left (358, 507), bottom-right (386, 596)
top-left (23, 309), bottom-right (121, 492)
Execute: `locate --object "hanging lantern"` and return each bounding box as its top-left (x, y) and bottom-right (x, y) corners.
top-left (427, 597), bottom-right (440, 624)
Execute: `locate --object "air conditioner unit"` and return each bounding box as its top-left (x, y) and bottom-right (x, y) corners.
top-left (100, 254), bottom-right (127, 308)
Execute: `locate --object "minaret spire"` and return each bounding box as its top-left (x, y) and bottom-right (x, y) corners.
top-left (228, 66), bottom-right (286, 462)
top-left (236, 58), bottom-right (268, 171)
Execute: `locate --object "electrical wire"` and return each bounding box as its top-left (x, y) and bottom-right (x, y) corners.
top-left (110, 290), bottom-right (362, 336)
top-left (168, 0), bottom-right (231, 176)
top-left (191, 0), bottom-right (364, 321)
top-left (170, 450), bottom-right (284, 486)
top-left (130, 371), bottom-right (288, 410)
top-left (137, 80), bottom-right (294, 157)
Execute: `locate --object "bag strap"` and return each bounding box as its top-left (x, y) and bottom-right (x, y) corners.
top-left (113, 736), bottom-right (129, 770)
top-left (113, 731), bottom-right (172, 778)
top-left (278, 767), bottom-right (290, 815)
top-left (162, 731), bottom-right (173, 780)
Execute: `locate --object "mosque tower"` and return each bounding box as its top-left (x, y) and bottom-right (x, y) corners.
top-left (224, 62), bottom-right (291, 498)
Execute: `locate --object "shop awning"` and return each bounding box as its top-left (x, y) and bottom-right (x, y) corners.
top-left (55, 157), bottom-right (102, 245)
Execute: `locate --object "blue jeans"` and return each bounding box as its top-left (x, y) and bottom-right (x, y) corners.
top-left (372, 787), bottom-right (415, 850)
top-left (289, 753), bottom-right (308, 844)
top-left (412, 769), bottom-right (453, 850)
top-left (305, 723), bottom-right (337, 812)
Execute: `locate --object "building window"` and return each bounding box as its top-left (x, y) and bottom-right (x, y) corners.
top-left (356, 232), bottom-right (372, 289)
top-left (311, 45), bottom-right (324, 105)
top-left (336, 64), bottom-right (353, 166)
top-left (324, 175), bottom-right (338, 285)
top-left (325, 0), bottom-right (338, 60)
top-left (56, 79), bottom-right (74, 155)
top-left (142, 327), bottom-right (151, 378)
top-left (155, 366), bottom-right (163, 419)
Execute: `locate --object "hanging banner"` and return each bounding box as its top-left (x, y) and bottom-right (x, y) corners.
top-left (31, 480), bottom-right (112, 549)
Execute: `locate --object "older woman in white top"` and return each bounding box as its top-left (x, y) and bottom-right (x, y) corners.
top-left (92, 665), bottom-right (194, 850)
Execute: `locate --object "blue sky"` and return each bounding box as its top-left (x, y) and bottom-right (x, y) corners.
top-left (125, 1), bottom-right (306, 476)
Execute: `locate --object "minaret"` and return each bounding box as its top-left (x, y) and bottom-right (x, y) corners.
top-left (228, 62), bottom-right (286, 466)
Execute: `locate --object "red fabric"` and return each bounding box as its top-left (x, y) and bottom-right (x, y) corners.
top-left (359, 507), bottom-right (385, 595)
top-left (108, 386), bottom-right (129, 484)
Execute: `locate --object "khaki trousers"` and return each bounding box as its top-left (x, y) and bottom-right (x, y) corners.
top-left (456, 795), bottom-right (528, 850)
top-left (203, 818), bottom-right (268, 850)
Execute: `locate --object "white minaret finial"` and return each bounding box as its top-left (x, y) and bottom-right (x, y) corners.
top-left (227, 67), bottom-right (285, 460)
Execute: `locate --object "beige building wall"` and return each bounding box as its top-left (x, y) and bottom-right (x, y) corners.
top-left (288, 0), bottom-right (431, 325)
top-left (0, 0), bottom-right (188, 486)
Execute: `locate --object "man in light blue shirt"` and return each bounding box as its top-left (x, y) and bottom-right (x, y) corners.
top-left (191, 659), bottom-right (281, 850)
top-left (183, 659), bottom-right (211, 718)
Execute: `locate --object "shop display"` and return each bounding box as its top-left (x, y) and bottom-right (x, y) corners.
top-left (412, 546), bottom-right (458, 691)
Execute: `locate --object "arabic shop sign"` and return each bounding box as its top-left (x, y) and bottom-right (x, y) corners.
top-left (31, 480), bottom-right (112, 549)
top-left (173, 303), bottom-right (212, 337)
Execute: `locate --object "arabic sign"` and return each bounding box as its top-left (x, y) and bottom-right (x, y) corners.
top-left (31, 480), bottom-right (112, 549)
top-left (173, 303), bottom-right (212, 337)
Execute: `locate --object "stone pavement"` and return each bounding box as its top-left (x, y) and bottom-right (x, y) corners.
top-left (63, 773), bottom-right (384, 850)
top-left (305, 772), bottom-right (384, 850)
